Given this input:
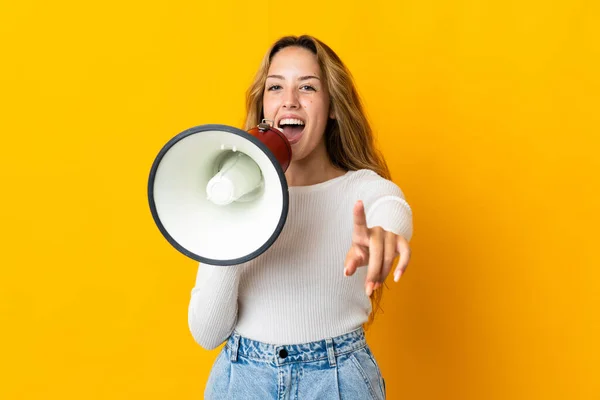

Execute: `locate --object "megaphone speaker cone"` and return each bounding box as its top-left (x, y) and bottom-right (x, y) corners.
top-left (148, 124), bottom-right (291, 265)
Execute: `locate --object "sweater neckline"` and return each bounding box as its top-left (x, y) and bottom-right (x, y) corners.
top-left (288, 170), bottom-right (353, 193)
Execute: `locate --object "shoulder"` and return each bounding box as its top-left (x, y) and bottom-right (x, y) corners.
top-left (346, 169), bottom-right (406, 199)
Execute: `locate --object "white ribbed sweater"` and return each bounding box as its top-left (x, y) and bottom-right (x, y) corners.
top-left (187, 169), bottom-right (413, 349)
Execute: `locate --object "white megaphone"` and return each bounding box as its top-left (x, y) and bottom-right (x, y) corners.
top-left (148, 121), bottom-right (292, 265)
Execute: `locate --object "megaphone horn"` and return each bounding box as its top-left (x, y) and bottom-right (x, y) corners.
top-left (148, 121), bottom-right (292, 265)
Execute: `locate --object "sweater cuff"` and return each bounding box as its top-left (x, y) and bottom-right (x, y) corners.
top-left (365, 196), bottom-right (413, 242)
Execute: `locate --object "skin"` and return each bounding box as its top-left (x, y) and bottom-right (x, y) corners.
top-left (262, 46), bottom-right (411, 295)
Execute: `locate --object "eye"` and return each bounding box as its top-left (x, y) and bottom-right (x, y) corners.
top-left (267, 84), bottom-right (282, 91)
top-left (300, 85), bottom-right (316, 91)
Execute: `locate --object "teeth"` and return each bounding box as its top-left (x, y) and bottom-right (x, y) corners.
top-left (279, 118), bottom-right (305, 126)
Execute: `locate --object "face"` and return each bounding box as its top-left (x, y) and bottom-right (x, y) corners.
top-left (263, 46), bottom-right (334, 161)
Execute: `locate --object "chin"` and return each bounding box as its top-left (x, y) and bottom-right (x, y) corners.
top-left (290, 148), bottom-right (308, 162)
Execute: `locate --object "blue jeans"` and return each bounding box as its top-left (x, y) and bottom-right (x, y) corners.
top-left (204, 328), bottom-right (386, 399)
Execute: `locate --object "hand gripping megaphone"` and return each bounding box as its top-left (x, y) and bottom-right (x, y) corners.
top-left (147, 120), bottom-right (291, 265)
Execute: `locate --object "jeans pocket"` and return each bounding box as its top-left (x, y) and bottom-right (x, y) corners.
top-left (349, 348), bottom-right (385, 400)
top-left (204, 346), bottom-right (231, 399)
top-left (365, 347), bottom-right (386, 398)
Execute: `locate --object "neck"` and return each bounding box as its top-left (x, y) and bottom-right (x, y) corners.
top-left (285, 141), bottom-right (347, 187)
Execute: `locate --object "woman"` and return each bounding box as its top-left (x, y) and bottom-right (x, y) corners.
top-left (188, 35), bottom-right (413, 399)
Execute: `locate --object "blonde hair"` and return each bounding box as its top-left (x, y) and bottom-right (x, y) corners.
top-left (244, 35), bottom-right (390, 328)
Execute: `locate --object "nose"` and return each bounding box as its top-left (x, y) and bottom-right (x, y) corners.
top-left (282, 87), bottom-right (299, 109)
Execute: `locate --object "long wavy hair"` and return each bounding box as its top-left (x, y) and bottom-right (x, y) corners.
top-left (244, 35), bottom-right (391, 328)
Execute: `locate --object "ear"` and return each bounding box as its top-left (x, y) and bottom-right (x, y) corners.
top-left (329, 105), bottom-right (336, 120)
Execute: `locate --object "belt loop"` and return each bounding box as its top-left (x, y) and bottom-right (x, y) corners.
top-left (229, 332), bottom-right (241, 363)
top-left (325, 338), bottom-right (336, 367)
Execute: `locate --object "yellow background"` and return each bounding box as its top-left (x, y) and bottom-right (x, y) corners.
top-left (1, 0), bottom-right (598, 399)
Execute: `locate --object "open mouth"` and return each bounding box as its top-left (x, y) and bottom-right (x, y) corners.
top-left (277, 118), bottom-right (305, 145)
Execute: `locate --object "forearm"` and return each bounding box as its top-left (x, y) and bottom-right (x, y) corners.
top-left (187, 264), bottom-right (241, 350)
top-left (360, 173), bottom-right (413, 241)
top-left (365, 195), bottom-right (413, 241)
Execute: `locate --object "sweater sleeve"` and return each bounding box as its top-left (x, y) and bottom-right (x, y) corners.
top-left (187, 263), bottom-right (242, 350)
top-left (358, 171), bottom-right (414, 242)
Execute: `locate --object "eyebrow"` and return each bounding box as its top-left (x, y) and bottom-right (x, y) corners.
top-left (266, 75), bottom-right (321, 81)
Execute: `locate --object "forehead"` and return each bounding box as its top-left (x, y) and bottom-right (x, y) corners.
top-left (267, 46), bottom-right (321, 77)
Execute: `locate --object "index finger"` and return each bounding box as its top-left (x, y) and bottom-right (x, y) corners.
top-left (352, 200), bottom-right (369, 247)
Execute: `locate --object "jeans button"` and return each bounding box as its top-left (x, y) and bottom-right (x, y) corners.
top-left (279, 349), bottom-right (288, 359)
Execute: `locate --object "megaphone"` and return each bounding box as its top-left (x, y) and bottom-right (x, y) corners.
top-left (148, 121), bottom-right (292, 265)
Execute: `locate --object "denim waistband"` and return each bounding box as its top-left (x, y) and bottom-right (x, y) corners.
top-left (225, 328), bottom-right (367, 367)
